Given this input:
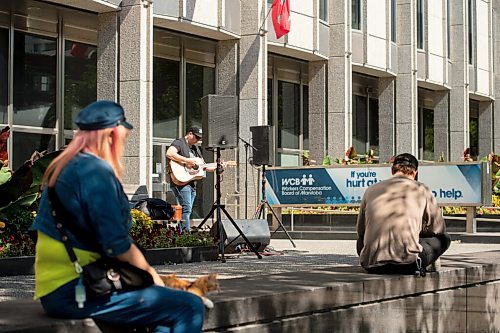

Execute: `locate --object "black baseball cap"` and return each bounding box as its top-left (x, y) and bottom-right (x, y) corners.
top-left (75, 100), bottom-right (133, 131)
top-left (393, 153), bottom-right (418, 170)
top-left (189, 126), bottom-right (203, 139)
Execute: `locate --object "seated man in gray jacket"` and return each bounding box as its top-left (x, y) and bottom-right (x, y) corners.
top-left (356, 153), bottom-right (451, 275)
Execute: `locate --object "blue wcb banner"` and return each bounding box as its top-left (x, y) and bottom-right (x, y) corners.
top-left (265, 163), bottom-right (485, 206)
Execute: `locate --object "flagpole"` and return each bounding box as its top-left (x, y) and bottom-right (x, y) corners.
top-left (259, 2), bottom-right (274, 35)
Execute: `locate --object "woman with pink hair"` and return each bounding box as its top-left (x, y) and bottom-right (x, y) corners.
top-left (32, 100), bottom-right (204, 332)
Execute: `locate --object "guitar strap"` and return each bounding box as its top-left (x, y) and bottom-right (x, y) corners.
top-left (176, 137), bottom-right (202, 159)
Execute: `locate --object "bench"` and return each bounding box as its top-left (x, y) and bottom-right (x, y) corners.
top-left (1, 250), bottom-right (500, 332)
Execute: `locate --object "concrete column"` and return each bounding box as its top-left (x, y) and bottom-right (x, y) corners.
top-left (449, 0), bottom-right (469, 161)
top-left (395, 0), bottom-right (418, 156)
top-left (238, 1), bottom-right (267, 218)
top-left (434, 91), bottom-right (450, 161)
top-left (493, 2), bottom-right (500, 152)
top-left (97, 12), bottom-right (118, 101)
top-left (308, 61), bottom-right (327, 164)
top-left (377, 77), bottom-right (395, 163)
top-left (118, 0), bottom-right (153, 197)
top-left (328, 0), bottom-right (352, 160)
top-left (216, 39), bottom-right (241, 217)
top-left (478, 101), bottom-right (493, 158)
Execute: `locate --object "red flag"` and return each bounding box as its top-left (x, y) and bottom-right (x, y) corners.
top-left (271, 0), bottom-right (291, 39)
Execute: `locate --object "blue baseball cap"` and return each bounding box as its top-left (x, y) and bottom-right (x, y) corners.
top-left (75, 100), bottom-right (133, 131)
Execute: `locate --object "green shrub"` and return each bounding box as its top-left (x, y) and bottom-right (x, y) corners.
top-left (0, 207), bottom-right (36, 258)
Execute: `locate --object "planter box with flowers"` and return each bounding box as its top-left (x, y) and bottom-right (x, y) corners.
top-left (0, 209), bottom-right (218, 277)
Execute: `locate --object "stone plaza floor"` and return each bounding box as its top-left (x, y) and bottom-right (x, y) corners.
top-left (2, 238), bottom-right (500, 302)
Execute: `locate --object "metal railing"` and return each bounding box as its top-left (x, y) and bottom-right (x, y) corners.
top-left (276, 206), bottom-right (500, 232)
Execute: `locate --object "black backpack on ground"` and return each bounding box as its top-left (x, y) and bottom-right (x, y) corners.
top-left (133, 198), bottom-right (174, 220)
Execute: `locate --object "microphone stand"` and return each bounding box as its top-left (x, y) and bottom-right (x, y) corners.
top-left (238, 136), bottom-right (257, 219)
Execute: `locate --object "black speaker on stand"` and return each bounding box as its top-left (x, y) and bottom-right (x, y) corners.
top-left (250, 125), bottom-right (275, 166)
top-left (201, 94), bottom-right (238, 149)
top-left (198, 95), bottom-right (262, 262)
top-left (250, 125), bottom-right (295, 248)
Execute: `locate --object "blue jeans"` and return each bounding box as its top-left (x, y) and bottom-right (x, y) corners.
top-left (41, 278), bottom-right (204, 333)
top-left (171, 185), bottom-right (196, 231)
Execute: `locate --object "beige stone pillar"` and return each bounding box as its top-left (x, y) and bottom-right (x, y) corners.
top-left (119, 0), bottom-right (153, 197)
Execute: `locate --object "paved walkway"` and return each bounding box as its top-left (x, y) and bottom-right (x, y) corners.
top-left (2, 239), bottom-right (500, 302)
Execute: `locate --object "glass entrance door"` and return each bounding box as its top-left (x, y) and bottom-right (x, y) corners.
top-left (152, 143), bottom-right (169, 201)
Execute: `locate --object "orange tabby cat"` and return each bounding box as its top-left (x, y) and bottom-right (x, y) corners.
top-left (160, 273), bottom-right (219, 309)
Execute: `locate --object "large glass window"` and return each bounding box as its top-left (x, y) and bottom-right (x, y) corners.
top-left (268, 57), bottom-right (309, 167)
top-left (319, 0), bottom-right (328, 22)
top-left (469, 101), bottom-right (479, 159)
top-left (352, 95), bottom-right (367, 155)
top-left (64, 41), bottom-right (97, 130)
top-left (369, 99), bottom-right (379, 153)
top-left (152, 30), bottom-right (216, 218)
top-left (352, 95), bottom-right (379, 157)
top-left (4, 4), bottom-right (98, 170)
top-left (185, 63), bottom-right (215, 130)
top-left (152, 30), bottom-right (215, 140)
top-left (303, 86), bottom-right (309, 150)
top-left (0, 28), bottom-right (7, 124)
top-left (268, 78), bottom-right (273, 126)
top-left (278, 81), bottom-right (300, 149)
top-left (13, 33), bottom-right (57, 128)
top-left (352, 0), bottom-right (361, 30)
top-left (419, 108), bottom-right (434, 161)
top-left (391, 0), bottom-right (396, 42)
top-left (417, 0), bottom-right (424, 49)
top-left (153, 58), bottom-right (180, 138)
top-left (447, 0), bottom-right (451, 58)
top-left (468, 0), bottom-right (476, 65)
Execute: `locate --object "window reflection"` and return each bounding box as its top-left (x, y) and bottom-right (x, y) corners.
top-left (267, 78), bottom-right (273, 125)
top-left (278, 81), bottom-right (300, 150)
top-left (185, 63), bottom-right (215, 131)
top-left (469, 101), bottom-right (478, 159)
top-left (303, 86), bottom-right (309, 150)
top-left (12, 132), bottom-right (55, 170)
top-left (353, 95), bottom-right (367, 154)
top-left (353, 95), bottom-right (379, 156)
top-left (369, 98), bottom-right (379, 155)
top-left (319, 0), bottom-right (328, 21)
top-left (352, 0), bottom-right (361, 30)
top-left (391, 0), bottom-right (397, 42)
top-left (153, 57), bottom-right (180, 138)
top-left (13, 32), bottom-right (57, 127)
top-left (278, 153), bottom-right (300, 167)
top-left (0, 29), bottom-right (7, 124)
top-left (417, 0), bottom-right (424, 49)
top-left (64, 41), bottom-right (97, 130)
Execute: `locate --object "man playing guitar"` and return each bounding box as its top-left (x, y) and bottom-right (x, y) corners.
top-left (166, 126), bottom-right (217, 232)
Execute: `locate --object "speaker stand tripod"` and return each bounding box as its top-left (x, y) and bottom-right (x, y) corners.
top-left (198, 148), bottom-right (262, 263)
top-left (254, 165), bottom-right (296, 247)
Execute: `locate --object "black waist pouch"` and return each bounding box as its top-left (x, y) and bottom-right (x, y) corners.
top-left (83, 257), bottom-right (154, 297)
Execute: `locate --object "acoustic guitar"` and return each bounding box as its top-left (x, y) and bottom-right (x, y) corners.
top-left (169, 158), bottom-right (236, 186)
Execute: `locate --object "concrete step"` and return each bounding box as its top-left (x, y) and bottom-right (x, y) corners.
top-left (271, 230), bottom-right (500, 243)
top-left (2, 251), bottom-right (500, 332)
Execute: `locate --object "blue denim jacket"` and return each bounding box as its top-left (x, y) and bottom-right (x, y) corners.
top-left (32, 152), bottom-right (133, 257)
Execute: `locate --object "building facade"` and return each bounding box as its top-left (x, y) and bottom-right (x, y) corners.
top-left (1, 0), bottom-right (499, 218)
